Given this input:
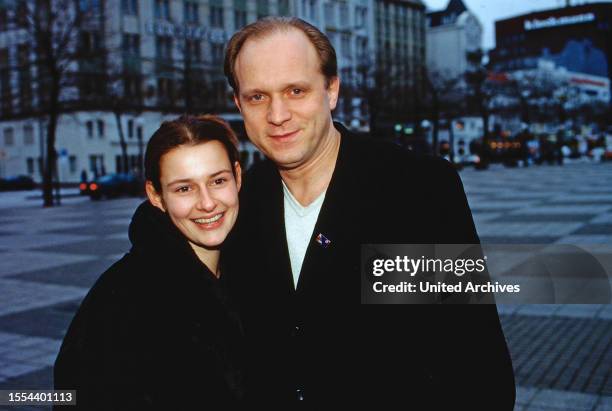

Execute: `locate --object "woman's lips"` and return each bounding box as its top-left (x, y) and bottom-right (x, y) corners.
top-left (192, 212), bottom-right (225, 230)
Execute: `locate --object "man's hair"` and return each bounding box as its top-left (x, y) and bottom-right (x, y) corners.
top-left (144, 114), bottom-right (239, 192)
top-left (224, 17), bottom-right (338, 93)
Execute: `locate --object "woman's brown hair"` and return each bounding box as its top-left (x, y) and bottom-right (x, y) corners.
top-left (144, 114), bottom-right (240, 192)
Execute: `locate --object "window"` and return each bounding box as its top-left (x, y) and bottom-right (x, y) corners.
top-left (154, 0), bottom-right (170, 20)
top-left (185, 39), bottom-right (202, 62)
top-left (339, 2), bottom-right (348, 28)
top-left (69, 155), bottom-right (77, 173)
top-left (89, 154), bottom-right (104, 176)
top-left (184, 1), bottom-right (199, 23)
top-left (211, 43), bottom-right (224, 64)
top-left (86, 121), bottom-right (93, 138)
top-left (234, 10), bottom-right (246, 29)
top-left (302, 0), bottom-right (317, 20)
top-left (341, 33), bottom-right (351, 58)
top-left (97, 120), bottom-right (105, 137)
top-left (210, 6), bottom-right (224, 28)
top-left (155, 36), bottom-right (173, 59)
top-left (124, 76), bottom-right (142, 98)
top-left (256, 0), bottom-right (268, 18)
top-left (157, 78), bottom-right (174, 101)
top-left (0, 48), bottom-right (11, 114)
top-left (0, 7), bottom-right (7, 29)
top-left (79, 0), bottom-right (101, 13)
top-left (128, 119), bottom-right (134, 138)
top-left (23, 125), bottom-right (34, 145)
top-left (122, 34), bottom-right (141, 74)
top-left (355, 5), bottom-right (367, 28)
top-left (16, 0), bottom-right (28, 27)
top-left (79, 31), bottom-right (102, 55)
top-left (27, 158), bottom-right (34, 174)
top-left (324, 2), bottom-right (334, 26)
top-left (4, 127), bottom-right (14, 146)
top-left (356, 36), bottom-right (367, 59)
top-left (18, 44), bottom-right (32, 111)
top-left (122, 0), bottom-right (138, 15)
top-left (122, 34), bottom-right (140, 55)
top-left (278, 0), bottom-right (289, 16)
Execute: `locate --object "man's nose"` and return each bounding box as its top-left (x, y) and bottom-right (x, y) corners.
top-left (267, 97), bottom-right (291, 125)
top-left (196, 187), bottom-right (216, 212)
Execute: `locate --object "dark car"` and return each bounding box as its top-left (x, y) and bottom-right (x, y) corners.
top-left (0, 175), bottom-right (36, 191)
top-left (88, 173), bottom-right (143, 200)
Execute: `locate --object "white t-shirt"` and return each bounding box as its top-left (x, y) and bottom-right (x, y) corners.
top-left (282, 181), bottom-right (326, 289)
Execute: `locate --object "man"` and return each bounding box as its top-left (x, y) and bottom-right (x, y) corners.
top-left (225, 17), bottom-right (515, 407)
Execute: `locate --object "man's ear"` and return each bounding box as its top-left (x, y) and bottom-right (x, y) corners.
top-left (234, 161), bottom-right (242, 192)
top-left (233, 93), bottom-right (242, 112)
top-left (145, 181), bottom-right (166, 212)
top-left (327, 76), bottom-right (340, 111)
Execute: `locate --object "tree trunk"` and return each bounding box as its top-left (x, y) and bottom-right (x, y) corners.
top-left (431, 90), bottom-right (440, 156)
top-left (43, 109), bottom-right (58, 207)
top-left (114, 110), bottom-right (128, 173)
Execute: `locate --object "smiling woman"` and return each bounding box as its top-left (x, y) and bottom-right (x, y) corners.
top-left (54, 115), bottom-right (245, 409)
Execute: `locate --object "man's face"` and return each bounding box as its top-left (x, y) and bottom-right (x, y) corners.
top-left (233, 29), bottom-right (339, 170)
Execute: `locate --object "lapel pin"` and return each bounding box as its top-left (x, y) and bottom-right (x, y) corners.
top-left (315, 233), bottom-right (331, 248)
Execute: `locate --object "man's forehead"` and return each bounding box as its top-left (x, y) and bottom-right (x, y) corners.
top-left (234, 29), bottom-right (323, 89)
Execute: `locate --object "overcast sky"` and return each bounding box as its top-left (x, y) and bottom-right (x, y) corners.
top-left (423, 0), bottom-right (612, 50)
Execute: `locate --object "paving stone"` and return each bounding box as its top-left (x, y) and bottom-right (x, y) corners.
top-left (29, 238), bottom-right (130, 256)
top-left (6, 258), bottom-right (112, 288)
top-left (573, 224), bottom-right (612, 235)
top-left (530, 388), bottom-right (599, 410)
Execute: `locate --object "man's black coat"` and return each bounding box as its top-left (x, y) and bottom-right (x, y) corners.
top-left (227, 123), bottom-right (516, 408)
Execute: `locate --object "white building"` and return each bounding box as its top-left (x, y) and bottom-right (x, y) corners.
top-left (425, 0), bottom-right (482, 81)
top-left (0, 0), bottom-right (377, 182)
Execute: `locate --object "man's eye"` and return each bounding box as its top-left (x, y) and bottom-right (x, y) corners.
top-left (212, 178), bottom-right (227, 186)
top-left (249, 94), bottom-right (264, 102)
top-left (176, 186), bottom-right (190, 193)
top-left (291, 88), bottom-right (303, 96)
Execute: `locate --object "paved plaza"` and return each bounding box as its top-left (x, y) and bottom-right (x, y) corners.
top-left (0, 162), bottom-right (611, 410)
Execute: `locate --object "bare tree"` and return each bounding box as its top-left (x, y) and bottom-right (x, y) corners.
top-left (465, 49), bottom-right (493, 143)
top-left (10, 0), bottom-right (104, 206)
top-left (423, 68), bottom-right (464, 156)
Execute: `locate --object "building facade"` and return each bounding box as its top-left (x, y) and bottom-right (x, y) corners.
top-left (0, 0), bottom-right (427, 182)
top-left (426, 0), bottom-right (482, 81)
top-left (489, 2), bottom-right (612, 105)
top-left (372, 0), bottom-right (426, 133)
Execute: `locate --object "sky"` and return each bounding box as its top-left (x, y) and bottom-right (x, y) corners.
top-left (423, 0), bottom-right (612, 50)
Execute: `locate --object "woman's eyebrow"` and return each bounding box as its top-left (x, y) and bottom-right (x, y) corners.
top-left (167, 169), bottom-right (232, 186)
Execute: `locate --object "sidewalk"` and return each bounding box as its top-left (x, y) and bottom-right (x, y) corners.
top-left (0, 162), bottom-right (611, 410)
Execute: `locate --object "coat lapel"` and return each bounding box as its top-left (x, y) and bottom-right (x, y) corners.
top-left (255, 164), bottom-right (296, 295)
top-left (295, 125), bottom-right (359, 296)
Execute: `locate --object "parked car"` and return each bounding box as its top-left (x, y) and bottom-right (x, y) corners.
top-left (88, 173), bottom-right (143, 200)
top-left (0, 175), bottom-right (36, 191)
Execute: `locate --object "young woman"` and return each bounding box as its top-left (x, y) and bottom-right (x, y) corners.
top-left (54, 115), bottom-right (245, 409)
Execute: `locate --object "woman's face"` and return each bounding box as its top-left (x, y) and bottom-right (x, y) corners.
top-left (146, 141), bottom-right (241, 250)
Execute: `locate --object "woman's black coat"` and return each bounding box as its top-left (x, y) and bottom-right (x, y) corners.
top-left (54, 201), bottom-right (245, 409)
